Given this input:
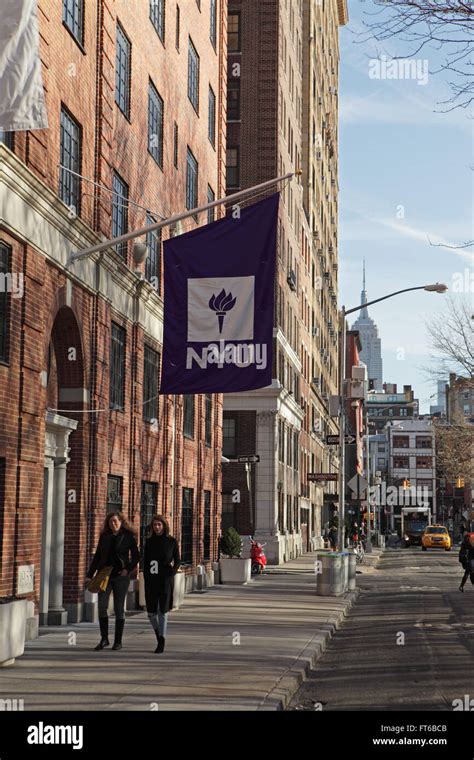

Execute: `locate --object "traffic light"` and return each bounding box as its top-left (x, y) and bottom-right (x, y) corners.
top-left (456, 477), bottom-right (465, 488)
top-left (402, 479), bottom-right (411, 490)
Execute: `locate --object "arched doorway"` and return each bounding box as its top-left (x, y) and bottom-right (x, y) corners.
top-left (39, 306), bottom-right (86, 625)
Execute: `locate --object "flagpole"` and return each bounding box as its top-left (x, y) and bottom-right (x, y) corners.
top-left (68, 171), bottom-right (298, 265)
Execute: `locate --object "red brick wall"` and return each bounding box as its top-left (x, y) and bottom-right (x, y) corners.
top-left (0, 0), bottom-right (227, 607)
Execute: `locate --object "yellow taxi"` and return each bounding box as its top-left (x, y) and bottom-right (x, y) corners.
top-left (421, 524), bottom-right (451, 551)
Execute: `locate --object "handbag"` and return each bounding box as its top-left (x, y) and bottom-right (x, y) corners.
top-left (87, 565), bottom-right (113, 593)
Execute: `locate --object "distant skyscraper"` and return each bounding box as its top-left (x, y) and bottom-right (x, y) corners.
top-left (351, 262), bottom-right (383, 390)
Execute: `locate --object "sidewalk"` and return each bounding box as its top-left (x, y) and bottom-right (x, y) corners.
top-left (0, 552), bottom-right (374, 711)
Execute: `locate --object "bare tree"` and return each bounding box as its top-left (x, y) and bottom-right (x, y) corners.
top-left (435, 412), bottom-right (474, 484)
top-left (424, 296), bottom-right (474, 379)
top-left (358, 1), bottom-right (474, 110)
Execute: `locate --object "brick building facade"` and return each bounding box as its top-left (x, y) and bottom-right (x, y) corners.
top-left (222, 0), bottom-right (347, 563)
top-left (0, 0), bottom-right (227, 632)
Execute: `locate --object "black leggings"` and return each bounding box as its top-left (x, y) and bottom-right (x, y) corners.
top-left (460, 567), bottom-right (473, 588)
top-left (98, 575), bottom-right (130, 620)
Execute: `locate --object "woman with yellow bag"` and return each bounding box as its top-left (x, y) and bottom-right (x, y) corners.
top-left (86, 511), bottom-right (140, 651)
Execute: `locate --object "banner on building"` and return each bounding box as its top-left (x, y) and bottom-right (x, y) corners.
top-left (160, 193), bottom-right (279, 395)
top-left (0, 0), bottom-right (48, 131)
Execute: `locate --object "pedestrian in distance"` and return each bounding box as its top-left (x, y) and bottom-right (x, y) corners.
top-left (86, 511), bottom-right (140, 651)
top-left (328, 524), bottom-right (337, 551)
top-left (458, 532), bottom-right (474, 592)
top-left (143, 515), bottom-right (181, 653)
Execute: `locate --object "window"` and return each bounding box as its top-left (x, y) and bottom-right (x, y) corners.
top-left (148, 81), bottom-right (164, 167)
top-left (278, 420), bottom-right (284, 462)
top-left (188, 38), bottom-right (200, 112)
top-left (210, 0), bottom-right (217, 47)
top-left (226, 146), bottom-right (239, 188)
top-left (173, 122), bottom-right (179, 168)
top-left (203, 490), bottom-right (211, 560)
top-left (393, 456), bottom-right (409, 469)
top-left (175, 4), bottom-right (180, 49)
top-left (183, 394), bottom-right (195, 438)
top-left (207, 185), bottom-right (215, 224)
top-left (228, 12), bottom-right (241, 52)
top-left (416, 437), bottom-right (432, 449)
top-left (378, 458), bottom-right (386, 467)
top-left (393, 435), bottom-right (409, 448)
top-left (186, 147), bottom-right (198, 211)
top-left (293, 431), bottom-right (299, 471)
top-left (59, 107), bottom-right (81, 216)
top-left (112, 172), bottom-right (129, 258)
top-left (115, 23), bottom-right (131, 118)
top-left (400, 408), bottom-right (408, 416)
top-left (0, 243), bottom-right (10, 362)
top-left (150, 0), bottom-right (165, 42)
top-left (181, 488), bottom-right (194, 563)
top-left (107, 475), bottom-right (123, 510)
top-left (145, 212), bottom-right (161, 290)
top-left (143, 346), bottom-right (160, 422)
top-left (63, 0), bottom-right (84, 45)
top-left (140, 481), bottom-right (158, 560)
top-left (0, 130), bottom-right (13, 149)
top-left (227, 78), bottom-right (240, 120)
top-left (223, 417), bottom-right (236, 457)
top-left (416, 457), bottom-right (432, 470)
top-left (221, 493), bottom-right (235, 532)
top-left (110, 323), bottom-right (125, 410)
top-left (208, 85), bottom-right (216, 146)
top-left (204, 394), bottom-right (212, 446)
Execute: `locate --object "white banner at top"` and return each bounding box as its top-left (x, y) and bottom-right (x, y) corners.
top-left (0, 0), bottom-right (48, 131)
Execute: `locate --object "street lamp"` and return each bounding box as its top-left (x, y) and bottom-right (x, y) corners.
top-left (337, 282), bottom-right (448, 552)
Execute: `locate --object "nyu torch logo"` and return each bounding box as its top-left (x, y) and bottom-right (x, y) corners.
top-left (186, 276), bottom-right (267, 370)
top-left (209, 289), bottom-right (237, 334)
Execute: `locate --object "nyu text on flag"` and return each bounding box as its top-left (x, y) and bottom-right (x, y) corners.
top-left (160, 193), bottom-right (279, 394)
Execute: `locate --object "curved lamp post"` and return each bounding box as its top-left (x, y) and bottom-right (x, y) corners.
top-left (338, 283), bottom-right (448, 552)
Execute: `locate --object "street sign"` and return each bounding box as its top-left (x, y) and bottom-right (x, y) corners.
top-left (307, 473), bottom-right (338, 482)
top-left (237, 455), bottom-right (260, 464)
top-left (326, 434), bottom-right (356, 445)
top-left (347, 474), bottom-right (368, 497)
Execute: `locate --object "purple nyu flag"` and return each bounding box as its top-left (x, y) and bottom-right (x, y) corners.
top-left (160, 193), bottom-right (279, 394)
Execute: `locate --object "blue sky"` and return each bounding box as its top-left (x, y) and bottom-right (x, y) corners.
top-left (338, 1), bottom-right (473, 412)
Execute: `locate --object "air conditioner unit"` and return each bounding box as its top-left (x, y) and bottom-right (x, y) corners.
top-left (348, 380), bottom-right (365, 399)
top-left (312, 327), bottom-right (319, 337)
top-left (312, 228), bottom-right (320, 239)
top-left (352, 365), bottom-right (366, 381)
top-left (316, 151), bottom-right (321, 160)
top-left (312, 377), bottom-right (320, 387)
top-left (287, 269), bottom-right (297, 291)
top-left (318, 97), bottom-right (323, 105)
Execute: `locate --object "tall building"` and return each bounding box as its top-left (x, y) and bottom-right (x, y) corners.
top-left (0, 0), bottom-right (227, 633)
top-left (351, 262), bottom-right (383, 390)
top-left (222, 0), bottom-right (348, 563)
top-left (430, 378), bottom-right (448, 416)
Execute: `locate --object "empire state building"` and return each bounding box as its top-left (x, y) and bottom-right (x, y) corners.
top-left (351, 263), bottom-right (383, 390)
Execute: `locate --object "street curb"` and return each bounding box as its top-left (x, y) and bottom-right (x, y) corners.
top-left (258, 589), bottom-right (360, 710)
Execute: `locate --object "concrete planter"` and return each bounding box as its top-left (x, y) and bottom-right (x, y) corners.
top-left (0, 599), bottom-right (27, 667)
top-left (219, 558), bottom-right (251, 585)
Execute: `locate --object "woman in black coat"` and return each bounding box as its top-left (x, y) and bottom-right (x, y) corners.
top-left (458, 533), bottom-right (474, 592)
top-left (86, 511), bottom-right (140, 651)
top-left (143, 514), bottom-right (181, 653)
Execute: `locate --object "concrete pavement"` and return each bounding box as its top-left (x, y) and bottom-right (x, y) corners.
top-left (0, 551), bottom-right (370, 711)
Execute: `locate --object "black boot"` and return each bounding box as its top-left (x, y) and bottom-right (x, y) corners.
top-left (157, 636), bottom-right (165, 654)
top-left (112, 618), bottom-right (125, 650)
top-left (94, 618), bottom-right (109, 650)
top-left (153, 629), bottom-right (161, 653)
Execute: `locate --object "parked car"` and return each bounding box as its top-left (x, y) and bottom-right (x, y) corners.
top-left (421, 525), bottom-right (451, 551)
